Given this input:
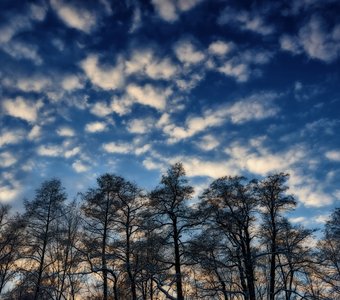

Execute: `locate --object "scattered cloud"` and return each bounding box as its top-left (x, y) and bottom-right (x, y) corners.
top-left (57, 126), bottom-right (75, 137)
top-left (0, 152), bottom-right (18, 168)
top-left (218, 8), bottom-right (275, 35)
top-left (127, 118), bottom-right (154, 134)
top-left (325, 150), bottom-right (340, 161)
top-left (64, 147), bottom-right (81, 158)
top-left (61, 75), bottom-right (83, 91)
top-left (126, 84), bottom-right (171, 111)
top-left (161, 92), bottom-right (279, 142)
top-left (0, 129), bottom-right (26, 147)
top-left (90, 101), bottom-right (112, 118)
top-left (80, 55), bottom-right (124, 90)
top-left (152, 0), bottom-right (202, 22)
top-left (280, 15), bottom-right (340, 62)
top-left (2, 97), bottom-right (43, 123)
top-left (125, 49), bottom-right (177, 80)
top-left (28, 125), bottom-right (42, 140)
top-left (0, 181), bottom-right (22, 202)
top-left (103, 142), bottom-right (131, 154)
top-left (51, 0), bottom-right (97, 33)
top-left (85, 121), bottom-right (107, 133)
top-left (1, 40), bottom-right (43, 65)
top-left (174, 39), bottom-right (205, 66)
top-left (208, 40), bottom-right (234, 56)
top-left (72, 160), bottom-right (90, 173)
top-left (195, 134), bottom-right (220, 151)
top-left (16, 77), bottom-right (50, 92)
top-left (37, 145), bottom-right (62, 157)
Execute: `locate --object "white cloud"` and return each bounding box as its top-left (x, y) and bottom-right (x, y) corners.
top-left (51, 0), bottom-right (96, 33)
top-left (57, 126), bottom-right (75, 137)
top-left (90, 101), bottom-right (112, 117)
top-left (103, 142), bottom-right (132, 154)
top-left (218, 61), bottom-right (250, 82)
top-left (85, 121), bottom-right (107, 133)
top-left (37, 145), bottom-right (62, 157)
top-left (64, 147), bottom-right (81, 158)
top-left (126, 84), bottom-right (171, 110)
top-left (135, 144), bottom-right (151, 155)
top-left (30, 3), bottom-right (48, 21)
top-left (110, 96), bottom-right (134, 116)
top-left (225, 142), bottom-right (305, 176)
top-left (1, 41), bottom-right (43, 65)
top-left (174, 40), bottom-right (205, 66)
top-left (61, 75), bottom-right (83, 91)
top-left (28, 125), bottom-right (42, 140)
top-left (182, 157), bottom-right (234, 178)
top-left (2, 97), bottom-right (42, 123)
top-left (125, 49), bottom-right (177, 80)
top-left (281, 15), bottom-right (340, 63)
top-left (289, 216), bottom-right (307, 224)
top-left (291, 184), bottom-right (333, 207)
top-left (218, 8), bottom-right (274, 35)
top-left (152, 0), bottom-right (177, 22)
top-left (280, 35), bottom-right (302, 54)
top-left (17, 77), bottom-right (50, 92)
top-left (80, 55), bottom-right (124, 90)
top-left (0, 152), bottom-right (17, 168)
top-left (208, 40), bottom-right (234, 56)
top-left (178, 0), bottom-right (202, 11)
top-left (0, 129), bottom-right (25, 147)
top-left (325, 150), bottom-right (340, 161)
top-left (127, 118), bottom-right (154, 134)
top-left (72, 160), bottom-right (89, 173)
top-left (195, 134), bottom-right (220, 151)
top-left (152, 0), bottom-right (202, 22)
top-left (226, 92), bottom-right (279, 124)
top-left (315, 214), bottom-right (330, 224)
top-left (161, 92), bottom-right (279, 142)
top-left (0, 183), bottom-right (21, 203)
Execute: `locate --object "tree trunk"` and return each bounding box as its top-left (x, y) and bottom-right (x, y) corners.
top-left (173, 219), bottom-right (184, 300)
top-left (34, 199), bottom-right (52, 300)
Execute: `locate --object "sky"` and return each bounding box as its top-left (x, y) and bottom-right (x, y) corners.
top-left (0, 0), bottom-right (340, 227)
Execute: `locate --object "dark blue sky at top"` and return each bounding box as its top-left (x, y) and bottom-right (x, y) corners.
top-left (0, 0), bottom-right (340, 227)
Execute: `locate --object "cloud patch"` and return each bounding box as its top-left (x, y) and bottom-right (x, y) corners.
top-left (2, 97), bottom-right (43, 123)
top-left (280, 15), bottom-right (340, 62)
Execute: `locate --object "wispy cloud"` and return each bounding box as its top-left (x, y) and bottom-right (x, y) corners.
top-left (161, 91), bottom-right (279, 142)
top-left (218, 7), bottom-right (275, 35)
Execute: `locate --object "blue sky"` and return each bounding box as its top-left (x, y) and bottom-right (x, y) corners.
top-left (0, 0), bottom-right (339, 227)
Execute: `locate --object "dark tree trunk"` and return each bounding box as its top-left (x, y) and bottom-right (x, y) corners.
top-left (173, 219), bottom-right (184, 300)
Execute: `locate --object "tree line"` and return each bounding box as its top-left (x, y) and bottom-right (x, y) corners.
top-left (0, 163), bottom-right (339, 299)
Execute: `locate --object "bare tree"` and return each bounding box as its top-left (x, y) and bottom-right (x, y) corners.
top-left (148, 163), bottom-right (195, 300)
top-left (256, 173), bottom-right (296, 300)
top-left (0, 204), bottom-right (24, 295)
top-left (200, 176), bottom-right (258, 300)
top-left (19, 179), bottom-right (67, 299)
top-left (317, 207), bottom-right (340, 298)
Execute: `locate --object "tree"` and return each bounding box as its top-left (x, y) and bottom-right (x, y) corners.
top-left (81, 174), bottom-right (119, 300)
top-left (199, 176), bottom-right (258, 300)
top-left (317, 207), bottom-right (340, 297)
top-left (148, 163), bottom-right (194, 300)
top-left (256, 173), bottom-right (296, 300)
top-left (275, 220), bottom-right (315, 300)
top-left (0, 204), bottom-right (24, 295)
top-left (21, 179), bottom-right (67, 299)
top-left (81, 173), bottom-right (145, 300)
